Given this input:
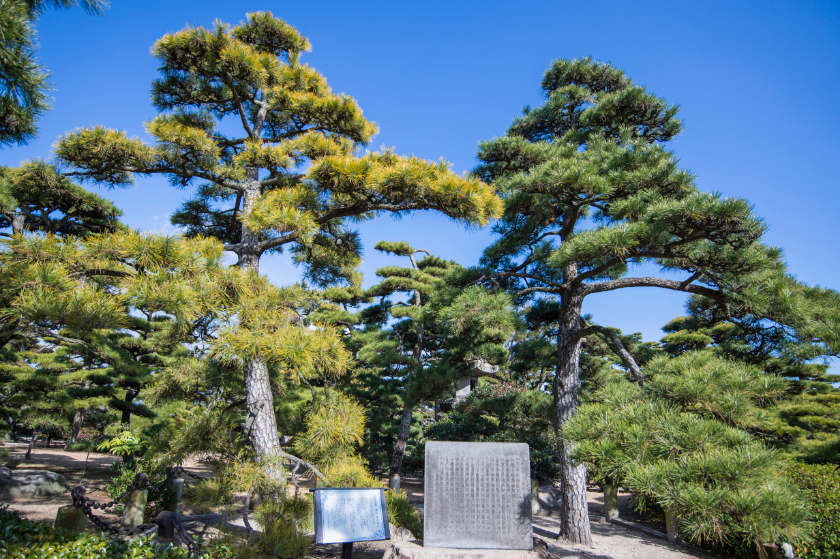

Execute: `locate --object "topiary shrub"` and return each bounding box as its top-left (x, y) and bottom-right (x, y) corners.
top-left (784, 462), bottom-right (840, 559)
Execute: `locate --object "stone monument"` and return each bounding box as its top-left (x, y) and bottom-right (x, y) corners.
top-left (424, 441), bottom-right (532, 550)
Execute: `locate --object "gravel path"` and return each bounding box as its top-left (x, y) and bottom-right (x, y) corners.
top-left (533, 516), bottom-right (716, 559)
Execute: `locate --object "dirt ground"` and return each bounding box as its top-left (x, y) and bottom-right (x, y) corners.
top-left (1, 444), bottom-right (716, 559)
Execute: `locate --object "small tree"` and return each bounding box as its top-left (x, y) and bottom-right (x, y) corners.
top-left (0, 162), bottom-right (122, 237)
top-left (314, 242), bottom-right (515, 488)
top-left (55, 13), bottom-right (501, 464)
top-left (662, 277), bottom-right (840, 464)
top-left (473, 57), bottom-right (775, 543)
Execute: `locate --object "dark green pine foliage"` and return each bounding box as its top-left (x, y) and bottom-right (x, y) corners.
top-left (662, 278), bottom-right (840, 464)
top-left (661, 279), bottom-right (840, 386)
top-left (354, 241), bottom-right (455, 489)
top-left (0, 342), bottom-right (116, 444)
top-left (0, 0), bottom-right (106, 146)
top-left (0, 162), bottom-right (123, 237)
top-left (512, 299), bottom-right (660, 394)
top-left (564, 353), bottom-right (809, 554)
top-left (314, 242), bottom-right (515, 487)
top-left (473, 57), bottom-right (775, 544)
top-left (0, 232), bottom-right (224, 445)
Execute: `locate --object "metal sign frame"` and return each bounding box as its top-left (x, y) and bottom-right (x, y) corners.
top-left (311, 487), bottom-right (391, 545)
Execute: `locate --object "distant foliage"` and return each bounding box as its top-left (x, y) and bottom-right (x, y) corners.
top-left (425, 382), bottom-right (559, 479)
top-left (784, 463), bottom-right (840, 559)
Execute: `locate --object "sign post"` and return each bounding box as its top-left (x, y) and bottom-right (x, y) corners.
top-left (311, 487), bottom-right (391, 558)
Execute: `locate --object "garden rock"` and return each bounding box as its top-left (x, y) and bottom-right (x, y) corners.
top-left (0, 466), bottom-right (71, 499)
top-left (534, 485), bottom-right (562, 515)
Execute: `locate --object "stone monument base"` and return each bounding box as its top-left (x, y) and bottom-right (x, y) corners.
top-left (382, 541), bottom-right (544, 559)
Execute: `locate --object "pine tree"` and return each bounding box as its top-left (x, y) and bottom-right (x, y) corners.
top-left (661, 276), bottom-right (840, 464)
top-left (661, 275), bottom-right (840, 386)
top-left (0, 231), bottom-right (216, 442)
top-left (472, 57), bottom-right (774, 543)
top-left (564, 352), bottom-right (809, 552)
top-left (361, 241), bottom-right (453, 490)
top-left (54, 13), bottom-right (501, 465)
top-left (312, 242), bottom-right (516, 486)
top-left (0, 161), bottom-right (123, 237)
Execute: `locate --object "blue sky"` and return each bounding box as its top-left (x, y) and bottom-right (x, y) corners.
top-left (4, 0), bottom-right (839, 355)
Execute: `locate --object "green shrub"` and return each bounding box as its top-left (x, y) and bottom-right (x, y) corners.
top-left (208, 496), bottom-right (314, 559)
top-left (0, 505), bottom-right (233, 558)
top-left (63, 441), bottom-right (98, 452)
top-left (385, 489), bottom-right (423, 540)
top-left (785, 462), bottom-right (840, 559)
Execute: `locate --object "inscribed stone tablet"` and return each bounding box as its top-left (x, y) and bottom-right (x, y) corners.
top-left (313, 488), bottom-right (390, 544)
top-left (424, 442), bottom-right (532, 549)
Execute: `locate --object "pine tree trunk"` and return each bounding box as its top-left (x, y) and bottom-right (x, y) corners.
top-left (244, 357), bottom-right (282, 465)
top-left (121, 389), bottom-right (136, 426)
top-left (11, 213), bottom-right (24, 234)
top-left (389, 277), bottom-right (424, 491)
top-left (65, 409), bottom-right (85, 448)
top-left (552, 288), bottom-right (592, 545)
top-left (389, 404), bottom-right (413, 491)
top-left (238, 180), bottom-right (282, 468)
top-left (25, 430), bottom-right (35, 459)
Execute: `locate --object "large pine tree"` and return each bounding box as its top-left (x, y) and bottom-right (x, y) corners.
top-left (55, 12), bottom-right (501, 464)
top-left (473, 58), bottom-right (775, 543)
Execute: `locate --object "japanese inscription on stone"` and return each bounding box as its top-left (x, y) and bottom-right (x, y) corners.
top-left (424, 441), bottom-right (532, 549)
top-left (313, 488), bottom-right (390, 544)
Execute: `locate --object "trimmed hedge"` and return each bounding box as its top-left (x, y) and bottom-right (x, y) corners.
top-left (0, 505), bottom-right (233, 559)
top-left (784, 462), bottom-right (840, 559)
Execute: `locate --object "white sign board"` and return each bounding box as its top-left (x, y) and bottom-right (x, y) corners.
top-left (312, 488), bottom-right (390, 544)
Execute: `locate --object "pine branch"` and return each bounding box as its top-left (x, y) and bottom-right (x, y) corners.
top-left (583, 276), bottom-right (725, 302)
top-left (580, 319), bottom-right (644, 385)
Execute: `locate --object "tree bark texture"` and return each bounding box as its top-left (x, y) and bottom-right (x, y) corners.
top-left (389, 404), bottom-right (413, 491)
top-left (553, 287), bottom-right (592, 545)
top-left (237, 185), bottom-right (262, 272)
top-left (25, 430), bottom-right (35, 459)
top-left (389, 263), bottom-right (424, 491)
top-left (237, 173), bottom-right (283, 467)
top-left (65, 408), bottom-right (85, 448)
top-left (11, 213), bottom-right (24, 234)
top-left (121, 389), bottom-right (137, 426)
top-left (244, 356), bottom-right (282, 465)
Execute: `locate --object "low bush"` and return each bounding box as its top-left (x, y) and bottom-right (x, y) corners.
top-left (784, 462), bottom-right (840, 559)
top-left (0, 505), bottom-right (233, 558)
top-left (385, 489), bottom-right (423, 540)
top-left (63, 441), bottom-right (98, 452)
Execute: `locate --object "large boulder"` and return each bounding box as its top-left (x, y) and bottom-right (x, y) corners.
top-left (534, 484), bottom-right (562, 516)
top-left (0, 466), bottom-right (71, 499)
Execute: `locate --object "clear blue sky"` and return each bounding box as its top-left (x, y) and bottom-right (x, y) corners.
top-left (4, 0), bottom-right (839, 355)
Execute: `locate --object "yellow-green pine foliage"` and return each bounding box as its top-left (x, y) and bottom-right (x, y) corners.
top-left (55, 12), bottom-right (502, 285)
